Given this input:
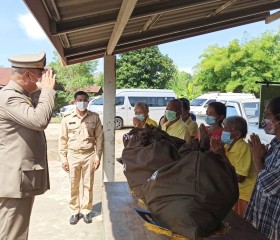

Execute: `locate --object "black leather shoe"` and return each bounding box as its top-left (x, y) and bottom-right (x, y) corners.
top-left (70, 214), bottom-right (81, 225)
top-left (83, 213), bottom-right (92, 224)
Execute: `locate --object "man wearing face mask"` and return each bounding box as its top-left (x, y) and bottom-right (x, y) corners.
top-left (162, 99), bottom-right (190, 142)
top-left (59, 91), bottom-right (104, 225)
top-left (133, 102), bottom-right (157, 128)
top-left (244, 97), bottom-right (280, 240)
top-left (0, 52), bottom-right (56, 240)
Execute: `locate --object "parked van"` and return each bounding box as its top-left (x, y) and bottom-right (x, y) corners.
top-left (190, 92), bottom-right (256, 116)
top-left (88, 89), bottom-right (176, 129)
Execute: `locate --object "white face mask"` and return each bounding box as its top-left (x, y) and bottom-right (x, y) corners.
top-left (262, 114), bottom-right (280, 135)
top-left (76, 101), bottom-right (88, 111)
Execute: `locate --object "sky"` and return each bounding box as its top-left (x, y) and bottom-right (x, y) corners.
top-left (0, 1), bottom-right (279, 74)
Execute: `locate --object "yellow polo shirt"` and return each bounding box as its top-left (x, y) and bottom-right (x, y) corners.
top-left (162, 118), bottom-right (190, 142)
top-left (145, 117), bottom-right (158, 127)
top-left (225, 139), bottom-right (257, 201)
top-left (185, 117), bottom-right (198, 137)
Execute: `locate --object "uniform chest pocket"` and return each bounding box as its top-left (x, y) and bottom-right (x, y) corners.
top-left (68, 123), bottom-right (80, 138)
top-left (85, 121), bottom-right (96, 129)
top-left (21, 160), bottom-right (44, 191)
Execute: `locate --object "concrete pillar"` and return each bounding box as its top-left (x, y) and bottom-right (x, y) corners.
top-left (103, 55), bottom-right (116, 182)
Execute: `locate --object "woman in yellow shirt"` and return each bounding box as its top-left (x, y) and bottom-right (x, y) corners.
top-left (211, 116), bottom-right (257, 217)
top-left (133, 102), bottom-right (157, 128)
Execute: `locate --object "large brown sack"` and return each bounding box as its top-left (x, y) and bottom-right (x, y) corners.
top-left (142, 142), bottom-right (239, 240)
top-left (122, 125), bottom-right (185, 200)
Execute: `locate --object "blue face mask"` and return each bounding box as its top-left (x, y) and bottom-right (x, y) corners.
top-left (221, 131), bottom-right (234, 145)
top-left (165, 110), bottom-right (177, 121)
top-left (205, 115), bottom-right (216, 125)
top-left (135, 114), bottom-right (145, 121)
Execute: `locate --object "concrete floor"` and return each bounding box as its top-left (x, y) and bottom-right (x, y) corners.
top-left (29, 123), bottom-right (128, 240)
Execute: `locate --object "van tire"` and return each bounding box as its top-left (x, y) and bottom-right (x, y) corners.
top-left (114, 117), bottom-right (123, 130)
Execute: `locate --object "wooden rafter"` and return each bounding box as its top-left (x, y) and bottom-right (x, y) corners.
top-left (106, 0), bottom-right (138, 55)
top-left (64, 5), bottom-right (270, 59)
top-left (50, 0), bottom-right (221, 36)
top-left (265, 10), bottom-right (280, 23)
top-left (207, 0), bottom-right (239, 17)
top-left (66, 13), bottom-right (265, 65)
top-left (141, 14), bottom-right (162, 32)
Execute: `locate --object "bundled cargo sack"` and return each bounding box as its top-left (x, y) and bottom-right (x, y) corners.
top-left (142, 141), bottom-right (239, 240)
top-left (122, 125), bottom-right (185, 200)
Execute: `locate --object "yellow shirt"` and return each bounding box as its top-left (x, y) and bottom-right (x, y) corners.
top-left (162, 118), bottom-right (190, 142)
top-left (145, 116), bottom-right (158, 127)
top-left (185, 117), bottom-right (198, 137)
top-left (225, 139), bottom-right (257, 201)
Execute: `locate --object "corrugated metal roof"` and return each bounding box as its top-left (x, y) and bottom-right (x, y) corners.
top-left (23, 0), bottom-right (280, 65)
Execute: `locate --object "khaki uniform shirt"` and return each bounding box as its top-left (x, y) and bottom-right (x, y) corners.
top-left (59, 110), bottom-right (104, 163)
top-left (0, 81), bottom-right (56, 198)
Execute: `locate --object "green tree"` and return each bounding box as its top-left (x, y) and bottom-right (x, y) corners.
top-left (167, 70), bottom-right (194, 98)
top-left (116, 46), bottom-right (176, 89)
top-left (48, 52), bottom-right (99, 109)
top-left (192, 31), bottom-right (280, 96)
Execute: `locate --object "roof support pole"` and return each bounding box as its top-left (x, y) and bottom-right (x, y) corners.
top-left (102, 55), bottom-right (116, 182)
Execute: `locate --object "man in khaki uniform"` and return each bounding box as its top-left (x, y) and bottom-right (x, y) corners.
top-left (0, 52), bottom-right (56, 240)
top-left (59, 91), bottom-right (104, 224)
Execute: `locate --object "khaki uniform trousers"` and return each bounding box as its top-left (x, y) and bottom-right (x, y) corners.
top-left (68, 150), bottom-right (95, 215)
top-left (0, 196), bottom-right (34, 240)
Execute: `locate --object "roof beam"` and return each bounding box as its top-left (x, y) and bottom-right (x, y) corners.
top-left (141, 14), bottom-right (162, 32)
top-left (265, 10), bottom-right (280, 24)
top-left (106, 0), bottom-right (138, 55)
top-left (66, 14), bottom-right (265, 64)
top-left (64, 1), bottom-right (280, 58)
top-left (114, 15), bottom-right (266, 55)
top-left (51, 0), bottom-right (221, 36)
top-left (64, 1), bottom-right (280, 63)
top-left (207, 0), bottom-right (239, 17)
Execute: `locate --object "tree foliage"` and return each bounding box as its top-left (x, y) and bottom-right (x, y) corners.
top-left (192, 31), bottom-right (280, 97)
top-left (116, 46), bottom-right (176, 89)
top-left (167, 70), bottom-right (193, 98)
top-left (48, 52), bottom-right (100, 109)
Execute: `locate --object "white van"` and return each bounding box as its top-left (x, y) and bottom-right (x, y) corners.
top-left (190, 92), bottom-right (256, 116)
top-left (88, 89), bottom-right (176, 129)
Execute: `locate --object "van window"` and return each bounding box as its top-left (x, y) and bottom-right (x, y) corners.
top-left (92, 96), bottom-right (124, 106)
top-left (128, 97), bottom-right (174, 107)
top-left (226, 106), bottom-right (238, 117)
top-left (93, 97), bottom-right (103, 105)
top-left (115, 96), bottom-right (124, 106)
top-left (243, 102), bottom-right (260, 119)
top-left (190, 99), bottom-right (207, 106)
top-left (205, 99), bottom-right (216, 105)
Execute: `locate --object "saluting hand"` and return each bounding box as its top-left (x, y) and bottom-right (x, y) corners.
top-left (37, 69), bottom-right (56, 89)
